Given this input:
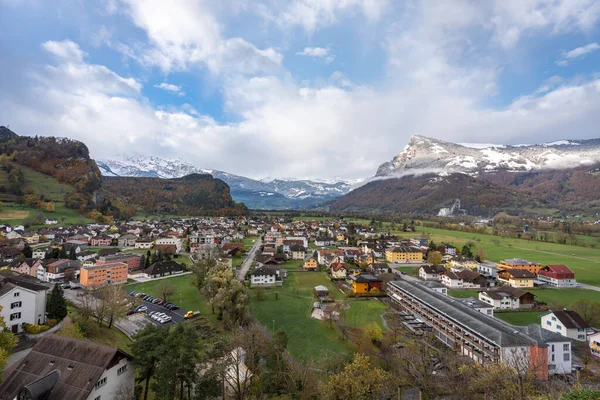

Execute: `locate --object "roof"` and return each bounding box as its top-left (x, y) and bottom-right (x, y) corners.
top-left (144, 261), bottom-right (184, 276)
top-left (329, 262), bottom-right (348, 272)
top-left (83, 262), bottom-right (127, 271)
top-left (500, 258), bottom-right (540, 266)
top-left (251, 267), bottom-right (279, 277)
top-left (389, 280), bottom-right (560, 348)
top-left (0, 334), bottom-right (131, 400)
top-left (548, 310), bottom-right (590, 329)
top-left (542, 264), bottom-right (574, 274)
top-left (0, 277), bottom-right (47, 297)
top-left (480, 286), bottom-right (534, 300)
top-left (349, 273), bottom-right (381, 283)
top-left (420, 264), bottom-right (446, 274)
top-left (501, 268), bottom-right (536, 279)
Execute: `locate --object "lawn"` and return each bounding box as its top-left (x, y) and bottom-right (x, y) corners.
top-left (250, 271), bottom-right (387, 366)
top-left (390, 226), bottom-right (600, 286)
top-left (66, 305), bottom-right (132, 351)
top-left (282, 259), bottom-right (305, 271)
top-left (126, 275), bottom-right (217, 324)
top-left (495, 312), bottom-right (542, 326)
top-left (396, 266), bottom-right (420, 276)
top-left (447, 290), bottom-right (480, 299)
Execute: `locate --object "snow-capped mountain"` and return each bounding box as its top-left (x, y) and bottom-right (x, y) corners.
top-left (376, 135), bottom-right (600, 177)
top-left (96, 154), bottom-right (361, 209)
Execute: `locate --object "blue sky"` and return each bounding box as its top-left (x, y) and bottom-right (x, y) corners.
top-left (1, 0), bottom-right (600, 179)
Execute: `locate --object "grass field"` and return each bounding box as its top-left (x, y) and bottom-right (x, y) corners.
top-left (495, 312), bottom-right (542, 326)
top-left (66, 305), bottom-right (132, 351)
top-left (447, 287), bottom-right (600, 308)
top-left (126, 274), bottom-right (217, 324)
top-left (250, 271), bottom-right (387, 366)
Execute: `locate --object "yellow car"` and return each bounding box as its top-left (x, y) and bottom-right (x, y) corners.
top-left (184, 311), bottom-right (200, 319)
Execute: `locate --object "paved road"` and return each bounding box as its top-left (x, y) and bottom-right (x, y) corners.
top-left (4, 348), bottom-right (32, 372)
top-left (236, 237), bottom-right (262, 281)
top-left (578, 283), bottom-right (600, 292)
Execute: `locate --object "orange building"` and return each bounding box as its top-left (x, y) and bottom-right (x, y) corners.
top-left (497, 258), bottom-right (543, 274)
top-left (80, 262), bottom-right (128, 287)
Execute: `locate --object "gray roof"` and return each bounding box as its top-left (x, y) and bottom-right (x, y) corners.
top-left (389, 280), bottom-right (560, 348)
top-left (0, 277), bottom-right (47, 297)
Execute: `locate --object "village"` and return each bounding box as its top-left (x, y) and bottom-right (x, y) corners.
top-left (1, 215), bottom-right (600, 398)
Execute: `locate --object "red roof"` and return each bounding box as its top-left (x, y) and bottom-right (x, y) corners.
top-left (539, 264), bottom-right (575, 279)
top-left (330, 262), bottom-right (348, 272)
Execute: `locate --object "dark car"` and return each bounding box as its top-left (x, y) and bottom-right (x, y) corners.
top-left (129, 291), bottom-right (137, 296)
top-left (157, 300), bottom-right (165, 306)
top-left (126, 310), bottom-right (136, 316)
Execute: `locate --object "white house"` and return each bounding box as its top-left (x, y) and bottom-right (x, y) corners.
top-left (0, 334), bottom-right (135, 399)
top-left (0, 277), bottom-right (48, 333)
top-left (418, 264), bottom-right (446, 281)
top-left (478, 287), bottom-right (535, 310)
top-left (547, 340), bottom-right (573, 375)
top-left (134, 239), bottom-right (154, 249)
top-left (315, 237), bottom-right (334, 246)
top-left (458, 297), bottom-right (494, 317)
top-left (45, 218), bottom-right (58, 225)
top-left (541, 310), bottom-right (590, 341)
top-left (536, 265), bottom-right (577, 288)
top-left (32, 248), bottom-right (47, 259)
top-left (477, 262), bottom-right (499, 278)
top-left (155, 237), bottom-right (182, 251)
top-left (589, 331), bottom-right (600, 360)
top-left (250, 267), bottom-right (282, 287)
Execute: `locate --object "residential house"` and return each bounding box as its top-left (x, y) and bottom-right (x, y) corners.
top-left (303, 256), bottom-right (318, 270)
top-left (21, 232), bottom-right (40, 245)
top-left (38, 260), bottom-right (81, 283)
top-left (142, 261), bottom-right (185, 279)
top-left (441, 269), bottom-right (487, 289)
top-left (478, 286), bottom-right (536, 309)
top-left (76, 251), bottom-right (97, 262)
top-left (358, 253), bottom-right (374, 266)
top-left (155, 237), bottom-right (182, 251)
top-left (222, 242), bottom-right (244, 256)
top-left (44, 218), bottom-right (58, 225)
top-left (498, 269), bottom-right (536, 288)
top-left (90, 235), bottom-right (112, 247)
top-left (418, 264), bottom-right (446, 281)
top-left (541, 310), bottom-right (590, 341)
top-left (344, 249), bottom-right (361, 262)
top-left (448, 256), bottom-right (479, 270)
top-left (385, 246), bottom-right (423, 264)
top-left (0, 277), bottom-right (47, 333)
top-left (315, 237), bottom-right (334, 246)
top-left (223, 347), bottom-right (253, 398)
top-left (80, 262), bottom-right (128, 287)
top-left (10, 258), bottom-right (43, 278)
top-left (537, 265), bottom-right (577, 288)
top-left (368, 262), bottom-right (389, 276)
top-left (0, 334), bottom-right (134, 400)
top-left (498, 258), bottom-right (543, 274)
top-left (443, 245), bottom-right (457, 255)
top-left (421, 281), bottom-right (448, 295)
top-left (153, 244), bottom-right (178, 255)
top-left (329, 262), bottom-right (348, 279)
top-left (289, 245), bottom-right (306, 260)
top-left (477, 262), bottom-right (499, 278)
top-left (348, 272), bottom-right (382, 294)
top-left (317, 249), bottom-right (344, 266)
top-left (118, 234), bottom-right (138, 247)
top-left (388, 280), bottom-right (573, 379)
top-left (249, 267), bottom-right (283, 287)
top-left (134, 238), bottom-right (154, 249)
top-left (32, 247), bottom-right (48, 259)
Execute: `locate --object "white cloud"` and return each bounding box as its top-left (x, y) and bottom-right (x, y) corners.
top-left (111, 0), bottom-right (283, 75)
top-left (556, 42), bottom-right (600, 66)
top-left (154, 82), bottom-right (185, 97)
top-left (42, 40), bottom-right (86, 62)
top-left (297, 47), bottom-right (335, 63)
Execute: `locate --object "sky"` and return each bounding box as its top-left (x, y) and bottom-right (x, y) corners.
top-left (1, 0), bottom-right (600, 180)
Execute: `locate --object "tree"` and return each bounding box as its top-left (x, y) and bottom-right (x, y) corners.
top-left (44, 201), bottom-right (55, 212)
top-left (321, 353), bottom-right (395, 400)
top-left (145, 250), bottom-right (151, 269)
top-left (131, 324), bottom-right (169, 400)
top-left (427, 251), bottom-right (443, 265)
top-left (0, 305), bottom-right (18, 379)
top-left (100, 284), bottom-right (129, 329)
top-left (476, 247), bottom-right (487, 262)
top-left (68, 246), bottom-right (77, 260)
top-left (364, 321), bottom-right (383, 343)
top-left (192, 257), bottom-right (217, 292)
top-left (46, 284), bottom-right (68, 321)
top-left (571, 299), bottom-right (600, 326)
top-left (157, 282), bottom-right (175, 303)
top-left (460, 244), bottom-right (473, 258)
top-left (57, 318), bottom-right (84, 339)
top-left (22, 242), bottom-right (32, 258)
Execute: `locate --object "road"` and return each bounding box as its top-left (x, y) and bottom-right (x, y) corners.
top-left (4, 348), bottom-right (32, 372)
top-left (237, 237), bottom-right (262, 281)
top-left (578, 283), bottom-right (600, 292)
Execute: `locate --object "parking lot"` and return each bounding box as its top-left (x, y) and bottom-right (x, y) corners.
top-left (127, 291), bottom-right (188, 326)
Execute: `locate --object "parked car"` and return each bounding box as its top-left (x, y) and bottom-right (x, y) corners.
top-left (129, 291), bottom-right (138, 296)
top-left (184, 311), bottom-right (200, 319)
top-left (126, 310), bottom-right (136, 316)
top-left (160, 316), bottom-right (172, 324)
top-left (62, 283), bottom-right (71, 289)
top-left (152, 298), bottom-right (162, 304)
top-left (135, 305), bottom-right (148, 313)
top-left (157, 300), bottom-right (165, 306)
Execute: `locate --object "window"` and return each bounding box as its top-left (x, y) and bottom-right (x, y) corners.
top-left (563, 344), bottom-right (569, 352)
top-left (13, 292), bottom-right (19, 297)
top-left (578, 335), bottom-right (585, 340)
top-left (11, 302), bottom-right (22, 309)
top-left (556, 324), bottom-right (562, 330)
top-left (551, 316), bottom-right (556, 321)
top-left (94, 396), bottom-right (101, 400)
top-left (564, 353), bottom-right (570, 362)
top-left (551, 354), bottom-right (555, 362)
top-left (117, 365), bottom-right (127, 376)
top-left (95, 377), bottom-right (107, 389)
top-left (546, 321), bottom-right (551, 326)
top-left (10, 313), bottom-right (21, 321)
top-left (551, 345), bottom-right (555, 352)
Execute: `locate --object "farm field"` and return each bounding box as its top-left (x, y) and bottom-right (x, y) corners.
top-left (250, 271), bottom-right (387, 366)
top-left (126, 274), bottom-right (217, 324)
top-left (389, 226), bottom-right (600, 286)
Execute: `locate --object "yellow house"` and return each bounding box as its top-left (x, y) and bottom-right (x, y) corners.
top-left (335, 232), bottom-right (346, 241)
top-left (498, 269), bottom-right (535, 288)
top-left (359, 253), bottom-right (374, 266)
top-left (349, 272), bottom-right (382, 294)
top-left (385, 246), bottom-right (423, 263)
top-left (448, 258), bottom-right (479, 270)
top-left (22, 233), bottom-right (40, 244)
top-left (304, 257), bottom-right (318, 270)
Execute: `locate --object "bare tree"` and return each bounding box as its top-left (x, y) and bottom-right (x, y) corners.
top-left (111, 382), bottom-right (135, 400)
top-left (157, 282), bottom-right (175, 303)
top-left (100, 284), bottom-right (128, 329)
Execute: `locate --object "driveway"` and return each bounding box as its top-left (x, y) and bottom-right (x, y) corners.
top-left (236, 237), bottom-right (262, 281)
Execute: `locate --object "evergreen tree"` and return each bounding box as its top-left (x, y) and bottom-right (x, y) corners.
top-left (58, 247), bottom-right (67, 259)
top-left (68, 247), bottom-right (77, 260)
top-left (132, 324), bottom-right (168, 400)
top-left (46, 285), bottom-right (67, 321)
top-left (22, 243), bottom-right (32, 258)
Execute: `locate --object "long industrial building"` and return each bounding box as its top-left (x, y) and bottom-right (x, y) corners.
top-left (388, 280), bottom-right (572, 379)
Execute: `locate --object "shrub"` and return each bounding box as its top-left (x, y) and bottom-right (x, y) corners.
top-left (24, 324), bottom-right (50, 334)
top-left (47, 319), bottom-right (58, 328)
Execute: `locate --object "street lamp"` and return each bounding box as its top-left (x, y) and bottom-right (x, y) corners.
top-left (272, 319), bottom-right (275, 333)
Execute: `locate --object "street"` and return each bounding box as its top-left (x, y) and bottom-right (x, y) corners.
top-left (236, 237), bottom-right (262, 281)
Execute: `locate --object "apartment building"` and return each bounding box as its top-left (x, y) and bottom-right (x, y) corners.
top-left (80, 262), bottom-right (128, 287)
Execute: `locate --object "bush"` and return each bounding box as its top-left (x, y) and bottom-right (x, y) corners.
top-left (47, 319), bottom-right (58, 328)
top-left (24, 323), bottom-right (50, 334)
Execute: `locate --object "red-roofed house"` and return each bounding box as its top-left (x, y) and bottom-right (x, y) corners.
top-left (537, 265), bottom-right (577, 288)
top-left (329, 262), bottom-right (348, 279)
